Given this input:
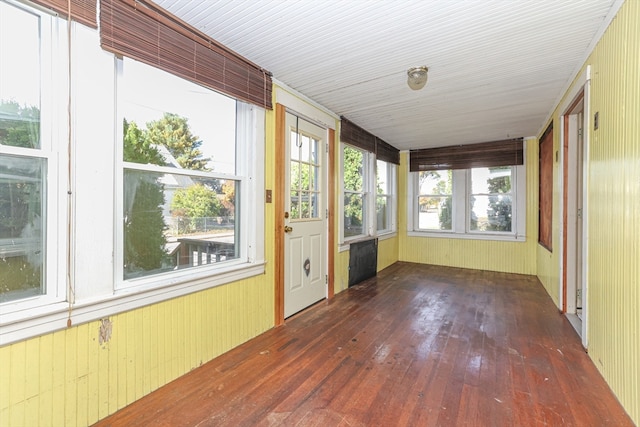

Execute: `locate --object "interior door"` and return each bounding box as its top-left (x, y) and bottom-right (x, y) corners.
top-left (284, 112), bottom-right (327, 318)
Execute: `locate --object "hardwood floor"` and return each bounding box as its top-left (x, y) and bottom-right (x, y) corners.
top-left (94, 262), bottom-right (634, 427)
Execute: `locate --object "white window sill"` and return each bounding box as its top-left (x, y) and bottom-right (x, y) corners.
top-left (407, 230), bottom-right (527, 242)
top-left (338, 231), bottom-right (397, 252)
top-left (0, 261), bottom-right (266, 346)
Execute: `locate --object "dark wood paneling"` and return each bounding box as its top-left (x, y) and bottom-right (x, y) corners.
top-left (539, 123), bottom-right (554, 251)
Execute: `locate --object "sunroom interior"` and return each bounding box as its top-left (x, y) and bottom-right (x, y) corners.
top-left (0, 0), bottom-right (638, 425)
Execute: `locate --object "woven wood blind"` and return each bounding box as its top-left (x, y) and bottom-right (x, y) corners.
top-left (100, 0), bottom-right (272, 109)
top-left (376, 139), bottom-right (400, 165)
top-left (340, 117), bottom-right (399, 164)
top-left (32, 0), bottom-right (96, 28)
top-left (409, 138), bottom-right (523, 172)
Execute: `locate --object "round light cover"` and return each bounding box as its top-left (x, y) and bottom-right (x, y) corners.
top-left (407, 66), bottom-right (429, 90)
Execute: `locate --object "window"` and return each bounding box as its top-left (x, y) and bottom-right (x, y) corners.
top-left (1, 0), bottom-right (267, 344)
top-left (340, 143), bottom-right (397, 244)
top-left (0, 0), bottom-right (65, 305)
top-left (342, 144), bottom-right (370, 239)
top-left (118, 58), bottom-right (259, 288)
top-left (469, 166), bottom-right (514, 232)
top-left (339, 117), bottom-right (399, 245)
top-left (410, 166), bottom-right (525, 240)
top-left (376, 160), bottom-right (396, 233)
top-left (417, 170), bottom-right (453, 230)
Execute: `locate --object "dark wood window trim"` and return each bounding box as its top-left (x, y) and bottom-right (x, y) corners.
top-left (31, 0), bottom-right (97, 28)
top-left (100, 0), bottom-right (272, 109)
top-left (539, 123), bottom-right (553, 251)
top-left (340, 117), bottom-right (399, 164)
top-left (409, 138), bottom-right (524, 172)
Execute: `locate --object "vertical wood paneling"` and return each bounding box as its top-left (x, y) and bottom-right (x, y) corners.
top-left (582, 0), bottom-right (639, 422)
top-left (0, 273), bottom-right (276, 427)
top-left (38, 333), bottom-right (54, 426)
top-left (399, 143), bottom-right (538, 275)
top-left (377, 237), bottom-right (399, 272)
top-left (537, 1), bottom-right (639, 423)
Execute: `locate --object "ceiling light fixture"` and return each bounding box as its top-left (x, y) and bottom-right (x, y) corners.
top-left (407, 66), bottom-right (429, 90)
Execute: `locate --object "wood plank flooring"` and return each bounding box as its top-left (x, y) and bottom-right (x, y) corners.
top-left (94, 262), bottom-right (634, 427)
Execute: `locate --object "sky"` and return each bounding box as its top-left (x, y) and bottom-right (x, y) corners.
top-left (121, 58), bottom-right (237, 175)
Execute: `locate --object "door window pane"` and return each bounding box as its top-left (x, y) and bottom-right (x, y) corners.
top-left (289, 124), bottom-right (321, 220)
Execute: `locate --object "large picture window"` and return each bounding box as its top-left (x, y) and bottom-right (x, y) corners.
top-left (1, 0), bottom-right (266, 344)
top-left (118, 58), bottom-right (251, 285)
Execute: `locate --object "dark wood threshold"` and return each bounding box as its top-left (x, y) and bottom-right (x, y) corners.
top-left (94, 262), bottom-right (634, 426)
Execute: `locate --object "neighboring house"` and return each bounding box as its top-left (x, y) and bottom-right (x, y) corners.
top-left (0, 0), bottom-right (638, 426)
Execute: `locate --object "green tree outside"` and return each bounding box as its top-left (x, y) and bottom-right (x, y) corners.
top-left (145, 113), bottom-right (210, 171)
top-left (486, 169), bottom-right (512, 231)
top-left (343, 146), bottom-right (364, 233)
top-left (171, 183), bottom-right (224, 233)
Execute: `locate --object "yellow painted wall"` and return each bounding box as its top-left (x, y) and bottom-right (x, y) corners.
top-left (333, 235), bottom-right (399, 296)
top-left (538, 0), bottom-right (639, 422)
top-left (0, 275), bottom-right (275, 427)
top-left (377, 237), bottom-right (399, 272)
top-left (398, 143), bottom-right (538, 275)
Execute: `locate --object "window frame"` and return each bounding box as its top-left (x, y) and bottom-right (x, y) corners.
top-left (0, 0), bottom-right (68, 316)
top-left (114, 57), bottom-right (263, 291)
top-left (339, 142), bottom-right (397, 248)
top-left (375, 159), bottom-right (397, 235)
top-left (408, 163), bottom-right (526, 242)
top-left (0, 13), bottom-right (266, 345)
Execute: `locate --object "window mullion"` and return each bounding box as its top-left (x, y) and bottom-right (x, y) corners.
top-left (452, 169), bottom-right (467, 233)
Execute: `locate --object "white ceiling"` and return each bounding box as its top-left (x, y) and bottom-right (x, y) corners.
top-left (155, 0), bottom-right (620, 151)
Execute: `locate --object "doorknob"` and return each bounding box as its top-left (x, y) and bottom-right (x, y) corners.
top-left (284, 225), bottom-right (293, 233)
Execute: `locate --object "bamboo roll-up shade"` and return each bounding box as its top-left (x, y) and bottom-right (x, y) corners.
top-left (100, 0), bottom-right (272, 109)
top-left (340, 117), bottom-right (376, 153)
top-left (32, 0), bottom-right (96, 28)
top-left (340, 117), bottom-right (399, 164)
top-left (376, 139), bottom-right (400, 165)
top-left (409, 138), bottom-right (524, 172)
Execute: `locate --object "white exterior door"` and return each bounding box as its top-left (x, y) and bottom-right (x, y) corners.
top-left (284, 112), bottom-right (327, 318)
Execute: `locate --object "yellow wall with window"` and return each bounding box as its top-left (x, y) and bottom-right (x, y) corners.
top-left (398, 145), bottom-right (538, 275)
top-left (537, 0), bottom-right (639, 422)
top-left (0, 87), bottom-right (278, 427)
